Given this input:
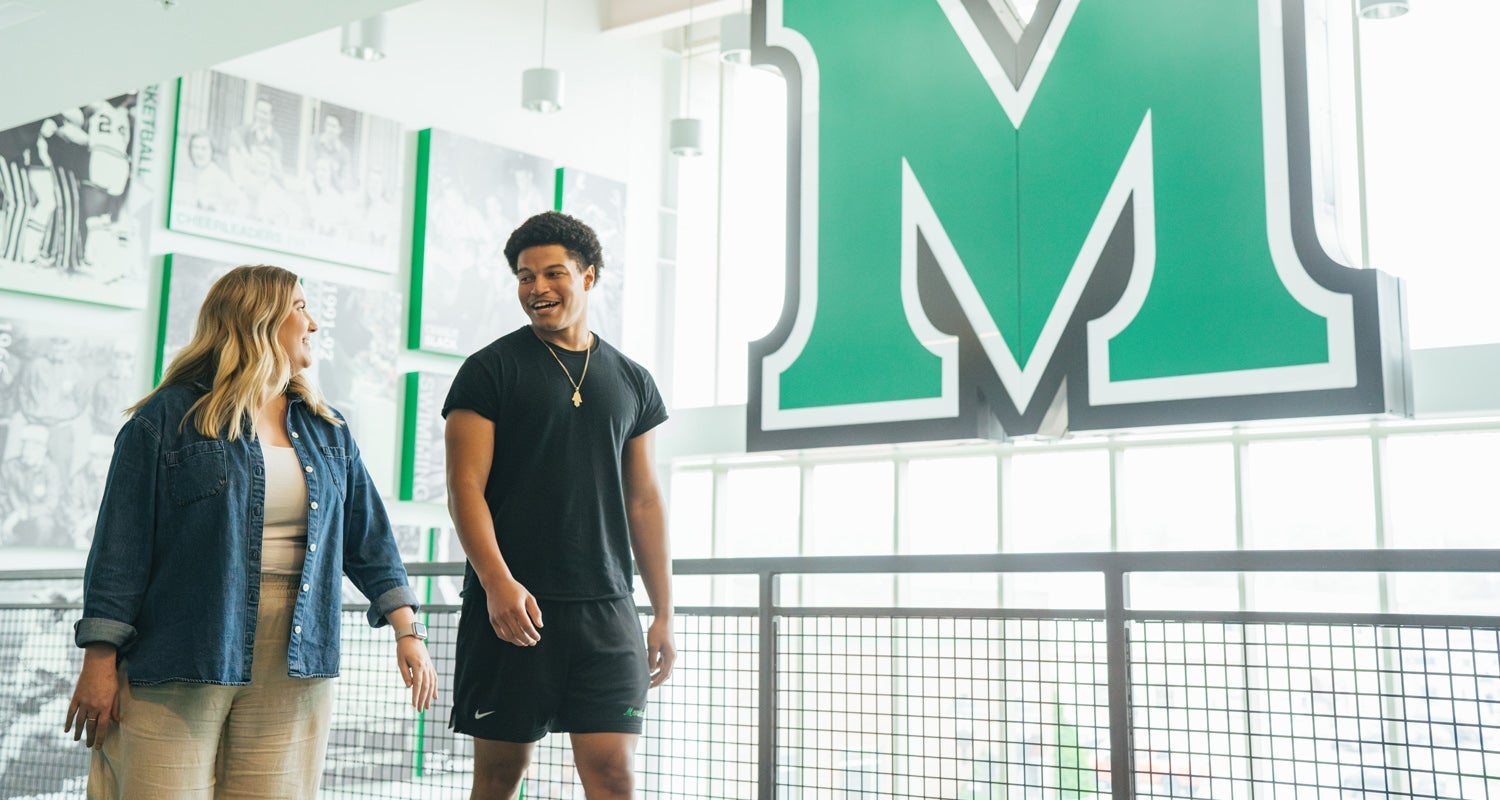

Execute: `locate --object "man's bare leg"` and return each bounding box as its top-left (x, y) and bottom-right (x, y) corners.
top-left (471, 739), bottom-right (535, 800)
top-left (571, 732), bottom-right (638, 800)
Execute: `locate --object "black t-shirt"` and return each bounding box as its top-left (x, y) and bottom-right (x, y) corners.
top-left (442, 326), bottom-right (668, 601)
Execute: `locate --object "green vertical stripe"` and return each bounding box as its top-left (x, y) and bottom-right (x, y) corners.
top-left (399, 372), bottom-right (421, 501)
top-left (154, 255), bottom-right (175, 384)
top-left (408, 129), bottom-right (433, 351)
top-left (163, 77), bottom-right (184, 229)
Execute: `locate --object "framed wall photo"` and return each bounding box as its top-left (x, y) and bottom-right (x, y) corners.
top-left (556, 167), bottom-right (627, 346)
top-left (399, 371), bottom-right (453, 505)
top-left (0, 91), bottom-right (157, 307)
top-left (410, 128), bottom-right (554, 356)
top-left (156, 253), bottom-right (236, 380)
top-left (0, 317), bottom-right (137, 549)
top-left (157, 253), bottom-right (403, 490)
top-left (169, 71), bottom-right (404, 272)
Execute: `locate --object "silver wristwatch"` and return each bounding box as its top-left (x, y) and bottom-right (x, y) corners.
top-left (393, 621), bottom-right (428, 641)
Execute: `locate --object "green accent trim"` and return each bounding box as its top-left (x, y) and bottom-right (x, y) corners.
top-left (409, 129), bottom-right (433, 352)
top-left (154, 254), bottom-right (175, 384)
top-left (411, 526), bottom-right (438, 779)
top-left (553, 166), bottom-right (565, 211)
top-left (163, 77), bottom-right (184, 229)
top-left (399, 372), bottom-right (421, 501)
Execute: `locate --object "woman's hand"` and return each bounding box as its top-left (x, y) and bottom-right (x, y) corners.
top-left (65, 644), bottom-right (120, 749)
top-left (395, 635), bottom-right (437, 712)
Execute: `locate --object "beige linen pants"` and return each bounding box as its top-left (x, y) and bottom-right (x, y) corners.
top-left (87, 574), bottom-right (334, 799)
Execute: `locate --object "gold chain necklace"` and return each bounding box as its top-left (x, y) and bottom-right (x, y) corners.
top-left (542, 335), bottom-right (592, 407)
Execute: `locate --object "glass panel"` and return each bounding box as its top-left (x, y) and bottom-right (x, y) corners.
top-left (1384, 431), bottom-right (1500, 548)
top-left (1128, 573), bottom-right (1240, 612)
top-left (1117, 443), bottom-right (1236, 551)
top-left (667, 469), bottom-right (715, 606)
top-left (1004, 449), bottom-right (1110, 553)
top-left (1003, 573), bottom-right (1104, 610)
top-left (716, 64), bottom-right (788, 405)
top-left (899, 456), bottom-right (998, 606)
top-left (1360, 0), bottom-right (1500, 348)
top-left (718, 466), bottom-right (800, 605)
top-left (807, 462), bottom-right (895, 556)
top-left (1242, 438), bottom-right (1374, 550)
top-left (669, 55), bottom-right (723, 409)
top-left (805, 462), bottom-right (895, 605)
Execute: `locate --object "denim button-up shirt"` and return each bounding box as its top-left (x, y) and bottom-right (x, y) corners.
top-left (75, 383), bottom-right (419, 686)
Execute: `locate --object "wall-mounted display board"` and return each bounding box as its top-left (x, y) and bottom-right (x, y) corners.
top-left (409, 128), bottom-right (554, 356)
top-left (555, 167), bottom-right (626, 346)
top-left (158, 253), bottom-right (403, 490)
top-left (399, 371), bottom-right (453, 505)
top-left (169, 71), bottom-right (404, 273)
top-left (0, 90), bottom-right (158, 307)
top-left (0, 317), bottom-right (137, 549)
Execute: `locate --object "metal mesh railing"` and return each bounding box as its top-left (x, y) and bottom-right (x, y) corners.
top-left (5, 551), bottom-right (1500, 799)
top-left (776, 614), bottom-right (1108, 799)
top-left (1132, 620), bottom-right (1500, 800)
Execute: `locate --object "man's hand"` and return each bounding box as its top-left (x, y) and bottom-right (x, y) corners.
top-left (395, 636), bottom-right (437, 712)
top-left (487, 577), bottom-right (543, 646)
top-left (646, 617), bottom-right (676, 688)
top-left (65, 645), bottom-right (119, 750)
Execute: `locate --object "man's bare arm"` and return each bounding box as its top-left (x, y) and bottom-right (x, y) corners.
top-left (445, 409), bottom-right (542, 645)
top-left (623, 431), bottom-right (674, 686)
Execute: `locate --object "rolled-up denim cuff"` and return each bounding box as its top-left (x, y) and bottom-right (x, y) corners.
top-left (368, 584), bottom-right (420, 628)
top-left (75, 617), bottom-right (137, 650)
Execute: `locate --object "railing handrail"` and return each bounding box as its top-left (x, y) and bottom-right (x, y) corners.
top-left (9, 548), bottom-right (1500, 583)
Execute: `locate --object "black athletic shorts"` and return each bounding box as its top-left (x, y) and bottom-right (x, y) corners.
top-left (450, 591), bottom-right (650, 742)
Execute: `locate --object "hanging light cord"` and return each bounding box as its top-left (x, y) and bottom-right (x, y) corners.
top-left (541, 0), bottom-right (550, 67)
top-left (684, 0), bottom-right (695, 112)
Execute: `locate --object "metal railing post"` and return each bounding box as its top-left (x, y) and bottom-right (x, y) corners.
top-left (758, 569), bottom-right (778, 800)
top-left (1105, 567), bottom-right (1135, 799)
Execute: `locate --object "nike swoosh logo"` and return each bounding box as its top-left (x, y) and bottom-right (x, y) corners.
top-left (474, 710), bottom-right (496, 719)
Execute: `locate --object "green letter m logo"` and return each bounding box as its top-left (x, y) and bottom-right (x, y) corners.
top-left (747, 0), bottom-right (1408, 450)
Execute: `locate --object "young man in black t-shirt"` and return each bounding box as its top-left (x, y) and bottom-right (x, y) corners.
top-left (443, 211), bottom-right (674, 799)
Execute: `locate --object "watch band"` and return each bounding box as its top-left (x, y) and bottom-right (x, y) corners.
top-left (393, 621), bottom-right (428, 641)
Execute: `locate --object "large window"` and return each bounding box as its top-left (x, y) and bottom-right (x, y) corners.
top-left (660, 3), bottom-right (1500, 613)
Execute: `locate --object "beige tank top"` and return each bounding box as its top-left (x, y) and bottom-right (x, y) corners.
top-left (261, 444), bottom-right (309, 575)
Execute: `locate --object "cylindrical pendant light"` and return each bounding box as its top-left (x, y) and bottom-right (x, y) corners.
top-left (669, 118), bottom-right (703, 157)
top-left (522, 67), bottom-right (565, 113)
top-left (719, 12), bottom-right (751, 64)
top-left (341, 15), bottom-right (387, 61)
top-left (522, 0), bottom-right (564, 112)
top-left (672, 0), bottom-right (703, 157)
top-left (1358, 0), bottom-right (1410, 19)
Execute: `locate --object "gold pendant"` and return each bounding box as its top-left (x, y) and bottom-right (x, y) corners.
top-left (572, 389), bottom-right (582, 407)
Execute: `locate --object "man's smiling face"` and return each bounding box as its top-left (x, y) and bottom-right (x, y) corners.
top-left (516, 244), bottom-right (594, 336)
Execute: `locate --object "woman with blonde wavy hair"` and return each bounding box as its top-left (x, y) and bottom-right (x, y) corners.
top-left (65, 264), bottom-right (436, 799)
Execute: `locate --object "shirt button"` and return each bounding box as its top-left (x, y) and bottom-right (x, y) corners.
top-left (291, 432), bottom-right (300, 439)
top-left (308, 543), bottom-right (317, 552)
top-left (309, 501), bottom-right (318, 510)
top-left (304, 465), bottom-right (313, 473)
top-left (301, 583), bottom-right (310, 592)
top-left (294, 625), bottom-right (302, 634)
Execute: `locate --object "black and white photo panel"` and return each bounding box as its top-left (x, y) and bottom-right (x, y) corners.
top-left (169, 71), bottom-right (404, 272)
top-left (557, 166), bottom-right (627, 347)
top-left (0, 91), bottom-right (156, 307)
top-left (158, 253), bottom-right (403, 491)
top-left (399, 371), bottom-right (454, 505)
top-left (410, 128), bottom-right (554, 356)
top-left (0, 318), bottom-right (136, 549)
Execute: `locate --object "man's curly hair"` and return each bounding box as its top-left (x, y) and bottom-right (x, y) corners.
top-left (503, 211), bottom-right (604, 277)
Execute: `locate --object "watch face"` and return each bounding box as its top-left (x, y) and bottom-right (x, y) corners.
top-left (411, 621), bottom-right (428, 640)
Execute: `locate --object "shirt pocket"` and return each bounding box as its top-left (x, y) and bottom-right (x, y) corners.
top-left (320, 445), bottom-right (350, 500)
top-left (164, 440), bottom-right (227, 506)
